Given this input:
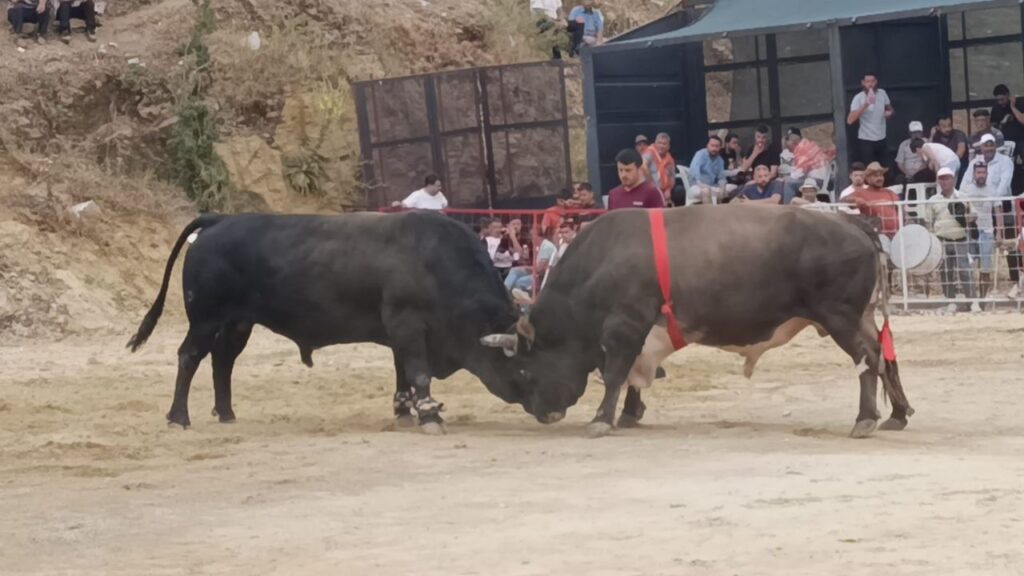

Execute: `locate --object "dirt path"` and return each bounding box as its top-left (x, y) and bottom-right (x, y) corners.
top-left (2, 314), bottom-right (1023, 575)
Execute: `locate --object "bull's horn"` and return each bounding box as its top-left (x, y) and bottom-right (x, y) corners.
top-left (516, 316), bottom-right (536, 349)
top-left (479, 334), bottom-right (518, 356)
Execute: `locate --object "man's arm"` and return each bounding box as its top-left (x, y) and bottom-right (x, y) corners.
top-left (1011, 97), bottom-right (1024, 125)
top-left (847, 94), bottom-right (868, 125)
top-left (955, 138), bottom-right (967, 160)
top-left (689, 151), bottom-right (709, 185)
top-left (883, 91), bottom-right (894, 119)
top-left (595, 10), bottom-right (604, 42)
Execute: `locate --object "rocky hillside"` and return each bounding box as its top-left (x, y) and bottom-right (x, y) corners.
top-left (0, 0), bottom-right (677, 337)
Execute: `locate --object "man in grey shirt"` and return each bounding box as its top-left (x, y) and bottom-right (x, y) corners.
top-left (895, 121), bottom-right (928, 182)
top-left (847, 73), bottom-right (894, 166)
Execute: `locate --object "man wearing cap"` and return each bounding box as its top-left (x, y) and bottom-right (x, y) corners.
top-left (842, 162), bottom-right (901, 237)
top-left (896, 121), bottom-right (928, 182)
top-left (962, 133), bottom-right (1012, 198)
top-left (969, 109), bottom-right (1005, 156)
top-left (926, 166), bottom-right (977, 311)
top-left (961, 162), bottom-right (1002, 302)
top-left (734, 165), bottom-right (782, 205)
top-left (932, 114), bottom-right (969, 167)
top-left (634, 134), bottom-right (649, 156)
top-left (847, 73), bottom-right (894, 165)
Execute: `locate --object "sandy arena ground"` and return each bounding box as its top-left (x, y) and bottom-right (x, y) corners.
top-left (1, 314), bottom-right (1023, 575)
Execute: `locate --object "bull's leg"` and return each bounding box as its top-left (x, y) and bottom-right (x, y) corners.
top-left (588, 318), bottom-right (650, 438)
top-left (167, 326), bottom-right (216, 429)
top-left (822, 312), bottom-right (879, 439)
top-left (385, 311), bottom-right (444, 435)
top-left (210, 322), bottom-right (252, 423)
top-left (862, 317), bottom-right (915, 431)
top-left (618, 387), bottom-right (646, 429)
top-left (392, 353), bottom-right (416, 428)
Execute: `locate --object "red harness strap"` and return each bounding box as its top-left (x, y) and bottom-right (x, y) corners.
top-left (879, 319), bottom-right (896, 362)
top-left (648, 210), bottom-right (687, 350)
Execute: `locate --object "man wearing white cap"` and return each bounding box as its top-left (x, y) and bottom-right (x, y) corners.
top-left (960, 162), bottom-right (1001, 302)
top-left (895, 121), bottom-right (927, 182)
top-left (926, 166), bottom-right (977, 311)
top-left (961, 133), bottom-right (1012, 198)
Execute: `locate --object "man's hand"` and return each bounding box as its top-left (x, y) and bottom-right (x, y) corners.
top-left (36, 1), bottom-right (46, 13)
top-left (884, 108), bottom-right (894, 119)
top-left (390, 201), bottom-right (402, 208)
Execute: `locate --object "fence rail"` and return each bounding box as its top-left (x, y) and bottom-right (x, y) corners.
top-left (386, 196), bottom-right (1024, 313)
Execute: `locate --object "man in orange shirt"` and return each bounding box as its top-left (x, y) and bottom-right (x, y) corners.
top-left (842, 162), bottom-right (902, 237)
top-left (642, 132), bottom-right (677, 205)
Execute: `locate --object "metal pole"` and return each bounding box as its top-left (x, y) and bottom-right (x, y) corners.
top-left (898, 203), bottom-right (910, 312)
top-left (827, 23), bottom-right (851, 192)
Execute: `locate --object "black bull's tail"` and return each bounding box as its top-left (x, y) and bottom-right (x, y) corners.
top-left (126, 214), bottom-right (226, 352)
top-left (842, 214), bottom-right (912, 416)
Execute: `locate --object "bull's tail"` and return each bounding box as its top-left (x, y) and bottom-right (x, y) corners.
top-left (871, 229), bottom-right (913, 417)
top-left (126, 214), bottom-right (226, 352)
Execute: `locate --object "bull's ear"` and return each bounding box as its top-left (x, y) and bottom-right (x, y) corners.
top-left (516, 316), bottom-right (536, 350)
top-left (479, 334), bottom-right (518, 357)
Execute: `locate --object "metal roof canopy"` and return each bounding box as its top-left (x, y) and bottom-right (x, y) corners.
top-left (595, 0), bottom-right (1022, 53)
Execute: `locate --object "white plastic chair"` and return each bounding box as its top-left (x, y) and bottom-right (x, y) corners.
top-left (676, 165), bottom-right (697, 205)
top-left (901, 183), bottom-right (934, 220)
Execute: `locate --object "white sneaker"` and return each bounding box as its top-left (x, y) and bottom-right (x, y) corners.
top-left (970, 301), bottom-right (982, 313)
top-left (1008, 284), bottom-right (1020, 300)
top-left (945, 303), bottom-right (958, 315)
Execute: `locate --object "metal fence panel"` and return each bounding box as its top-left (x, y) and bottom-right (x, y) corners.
top-left (355, 62), bottom-right (572, 210)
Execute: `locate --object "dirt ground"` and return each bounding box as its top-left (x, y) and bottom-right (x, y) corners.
top-left (2, 313), bottom-right (1023, 575)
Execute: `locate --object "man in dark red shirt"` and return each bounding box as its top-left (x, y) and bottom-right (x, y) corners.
top-left (607, 148), bottom-right (665, 210)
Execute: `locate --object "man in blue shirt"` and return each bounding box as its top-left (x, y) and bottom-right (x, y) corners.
top-left (687, 136), bottom-right (728, 204)
top-left (567, 1), bottom-right (603, 56)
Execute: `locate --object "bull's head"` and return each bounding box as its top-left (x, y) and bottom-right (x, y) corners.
top-left (480, 314), bottom-right (590, 424)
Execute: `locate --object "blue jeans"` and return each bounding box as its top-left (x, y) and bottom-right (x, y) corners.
top-left (504, 267), bottom-right (533, 292)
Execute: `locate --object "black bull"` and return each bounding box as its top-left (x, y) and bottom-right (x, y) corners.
top-left (127, 212), bottom-right (528, 433)
top-left (481, 205), bottom-right (914, 438)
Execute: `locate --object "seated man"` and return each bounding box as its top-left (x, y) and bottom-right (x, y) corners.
top-left (970, 109), bottom-right (1005, 156)
top-left (842, 162), bottom-right (902, 238)
top-left (791, 179), bottom-right (828, 211)
top-left (567, 0), bottom-right (603, 55)
top-left (839, 162), bottom-right (867, 200)
top-left (742, 124), bottom-right (781, 181)
top-left (781, 129), bottom-right (834, 204)
top-left (896, 122), bottom-right (928, 183)
top-left (56, 0), bottom-right (97, 43)
top-left (688, 135), bottom-right (730, 204)
top-left (931, 114), bottom-right (969, 167)
top-left (642, 132), bottom-right (678, 205)
top-left (8, 0), bottom-right (50, 44)
top-left (734, 165), bottom-right (782, 205)
top-left (504, 230), bottom-right (558, 294)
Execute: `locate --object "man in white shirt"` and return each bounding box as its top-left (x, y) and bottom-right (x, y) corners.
top-left (847, 74), bottom-right (894, 165)
top-left (925, 167), bottom-right (977, 310)
top-left (912, 138), bottom-right (960, 176)
top-left (961, 134), bottom-right (1012, 198)
top-left (394, 174), bottom-right (447, 210)
top-left (961, 162), bottom-right (1003, 300)
top-left (839, 162), bottom-right (866, 200)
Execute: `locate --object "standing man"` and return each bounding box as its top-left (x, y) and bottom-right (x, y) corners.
top-left (991, 83), bottom-right (1024, 187)
top-left (896, 121), bottom-right (928, 183)
top-left (642, 132), bottom-right (678, 205)
top-left (607, 148), bottom-right (664, 210)
top-left (962, 134), bottom-right (1012, 199)
top-left (687, 135), bottom-right (728, 204)
top-left (926, 167), bottom-right (977, 312)
top-left (961, 162), bottom-right (1002, 303)
top-left (392, 174), bottom-right (447, 210)
top-left (634, 134), bottom-right (649, 157)
top-left (913, 138), bottom-right (960, 179)
top-left (567, 0), bottom-right (603, 55)
top-left (847, 73), bottom-right (894, 165)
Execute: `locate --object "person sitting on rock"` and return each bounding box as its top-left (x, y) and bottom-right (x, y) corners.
top-left (8, 0), bottom-right (51, 46)
top-left (56, 0), bottom-right (97, 43)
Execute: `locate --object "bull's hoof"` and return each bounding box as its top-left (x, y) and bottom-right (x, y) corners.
top-left (878, 417), bottom-right (908, 431)
top-left (420, 421), bottom-right (447, 435)
top-left (166, 411), bottom-right (190, 430)
top-left (395, 414), bottom-right (417, 428)
top-left (586, 421), bottom-right (613, 438)
top-left (617, 413), bottom-right (642, 428)
top-left (211, 407), bottom-right (236, 423)
top-left (849, 419), bottom-right (877, 439)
